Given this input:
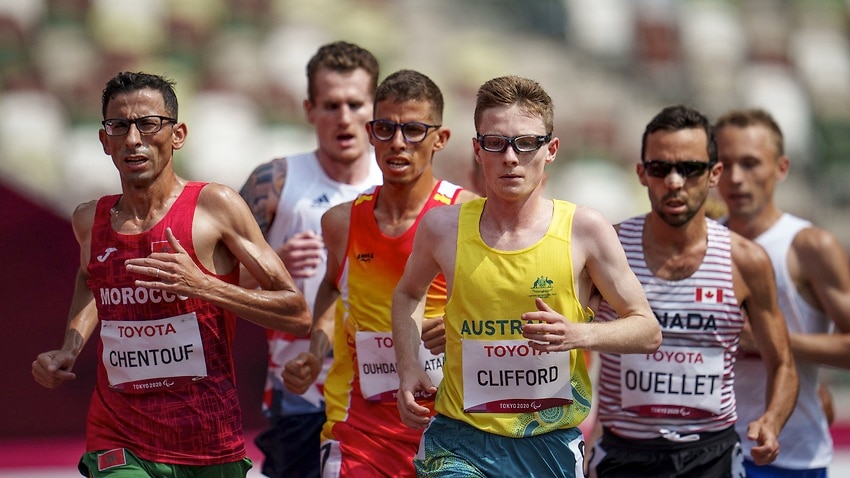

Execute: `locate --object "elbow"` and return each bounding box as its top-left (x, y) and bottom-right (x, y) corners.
top-left (281, 293), bottom-right (312, 336)
top-left (291, 309), bottom-right (312, 337)
top-left (647, 328), bottom-right (663, 353)
top-left (642, 323), bottom-right (663, 353)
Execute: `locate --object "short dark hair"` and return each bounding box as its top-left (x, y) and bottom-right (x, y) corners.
top-left (641, 105), bottom-right (716, 164)
top-left (374, 69), bottom-right (444, 124)
top-left (306, 41), bottom-right (379, 102)
top-left (715, 108), bottom-right (784, 156)
top-left (474, 76), bottom-right (553, 134)
top-left (101, 71), bottom-right (178, 119)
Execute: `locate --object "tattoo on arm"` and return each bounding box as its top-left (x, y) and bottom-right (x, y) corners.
top-left (239, 158), bottom-right (288, 235)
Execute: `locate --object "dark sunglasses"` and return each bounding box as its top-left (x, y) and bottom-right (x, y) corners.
top-left (642, 160), bottom-right (713, 179)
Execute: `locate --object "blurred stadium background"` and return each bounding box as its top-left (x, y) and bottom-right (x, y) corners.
top-left (2, 0), bottom-right (850, 474)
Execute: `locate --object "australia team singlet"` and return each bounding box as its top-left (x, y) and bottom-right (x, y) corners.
top-left (436, 198), bottom-right (593, 437)
top-left (321, 180), bottom-right (463, 446)
top-left (85, 181), bottom-right (245, 465)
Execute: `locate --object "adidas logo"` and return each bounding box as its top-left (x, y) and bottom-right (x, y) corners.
top-left (311, 194), bottom-right (331, 208)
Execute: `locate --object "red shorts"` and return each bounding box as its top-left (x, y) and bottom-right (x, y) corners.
top-left (320, 422), bottom-right (419, 477)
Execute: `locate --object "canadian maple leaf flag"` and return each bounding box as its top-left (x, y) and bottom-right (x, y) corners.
top-left (695, 287), bottom-right (723, 303)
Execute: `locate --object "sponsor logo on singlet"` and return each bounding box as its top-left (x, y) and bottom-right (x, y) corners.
top-left (97, 247), bottom-right (118, 262)
top-left (311, 194), bottom-right (331, 208)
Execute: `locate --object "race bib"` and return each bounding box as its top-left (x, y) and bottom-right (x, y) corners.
top-left (462, 338), bottom-right (572, 413)
top-left (620, 345), bottom-right (724, 418)
top-left (101, 313), bottom-right (207, 393)
top-left (355, 330), bottom-right (444, 402)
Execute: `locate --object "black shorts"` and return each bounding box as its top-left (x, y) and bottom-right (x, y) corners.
top-left (588, 426), bottom-right (745, 478)
top-left (254, 412), bottom-right (325, 478)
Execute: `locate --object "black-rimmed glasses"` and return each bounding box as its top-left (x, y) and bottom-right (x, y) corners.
top-left (368, 120), bottom-right (440, 143)
top-left (102, 115), bottom-right (177, 136)
top-left (642, 160), bottom-right (713, 179)
top-left (476, 133), bottom-right (552, 154)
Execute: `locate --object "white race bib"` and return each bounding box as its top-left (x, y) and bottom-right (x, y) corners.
top-left (620, 345), bottom-right (724, 418)
top-left (355, 330), bottom-right (444, 402)
top-left (101, 313), bottom-right (207, 393)
top-left (461, 338), bottom-right (572, 413)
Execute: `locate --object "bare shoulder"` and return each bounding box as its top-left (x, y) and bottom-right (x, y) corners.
top-left (422, 203), bottom-right (462, 228)
top-left (321, 201), bottom-right (353, 240)
top-left (195, 183), bottom-right (258, 241)
top-left (792, 226), bottom-right (845, 260)
top-left (71, 200), bottom-right (97, 232)
top-left (791, 225), bottom-right (850, 285)
top-left (241, 157), bottom-right (287, 196)
top-left (323, 201), bottom-right (353, 227)
top-left (71, 200), bottom-right (97, 254)
top-left (571, 205), bottom-right (617, 239)
top-left (199, 182), bottom-right (248, 212)
top-left (415, 205), bottom-right (461, 270)
top-left (418, 204), bottom-right (461, 249)
top-left (730, 230), bottom-right (772, 278)
top-left (455, 189), bottom-right (480, 204)
top-left (239, 157), bottom-right (287, 227)
top-left (569, 206), bottom-right (622, 274)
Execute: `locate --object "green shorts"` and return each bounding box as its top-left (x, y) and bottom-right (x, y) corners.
top-left (78, 448), bottom-right (252, 478)
top-left (415, 414), bottom-right (584, 477)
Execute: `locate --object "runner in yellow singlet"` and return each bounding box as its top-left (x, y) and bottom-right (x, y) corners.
top-left (392, 75), bottom-right (661, 478)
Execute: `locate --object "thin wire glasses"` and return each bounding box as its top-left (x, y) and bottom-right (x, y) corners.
top-left (642, 160), bottom-right (713, 179)
top-left (368, 120), bottom-right (440, 143)
top-left (476, 133), bottom-right (552, 154)
top-left (102, 115), bottom-right (177, 136)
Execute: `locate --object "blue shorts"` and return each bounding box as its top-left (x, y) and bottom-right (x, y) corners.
top-left (414, 414), bottom-right (584, 477)
top-left (743, 460), bottom-right (826, 478)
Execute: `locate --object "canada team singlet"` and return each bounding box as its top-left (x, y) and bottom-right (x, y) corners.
top-left (321, 181), bottom-right (462, 446)
top-left (85, 181), bottom-right (245, 465)
top-left (595, 216), bottom-right (743, 439)
top-left (437, 198), bottom-right (593, 437)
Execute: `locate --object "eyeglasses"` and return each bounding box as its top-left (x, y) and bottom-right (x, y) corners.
top-left (476, 133), bottom-right (552, 154)
top-left (368, 120), bottom-right (441, 143)
top-left (102, 115), bottom-right (177, 136)
top-left (642, 160), bottom-right (713, 179)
